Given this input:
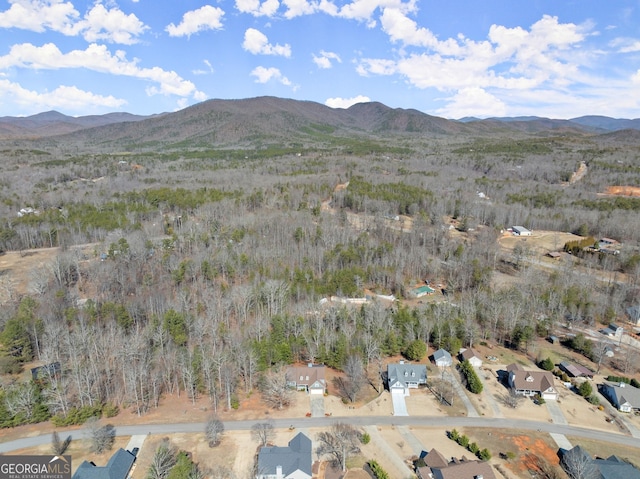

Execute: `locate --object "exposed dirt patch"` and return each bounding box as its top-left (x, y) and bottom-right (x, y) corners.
top-left (602, 185), bottom-right (640, 197)
top-left (563, 161), bottom-right (587, 185)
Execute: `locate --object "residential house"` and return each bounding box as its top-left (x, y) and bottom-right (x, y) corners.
top-left (458, 348), bottom-right (482, 368)
top-left (432, 349), bottom-right (452, 368)
top-left (411, 285), bottom-right (436, 298)
top-left (416, 448), bottom-right (497, 479)
top-left (506, 363), bottom-right (558, 400)
top-left (256, 432), bottom-right (312, 479)
top-left (560, 445), bottom-right (640, 479)
top-left (600, 382), bottom-right (640, 412)
top-left (286, 364), bottom-right (326, 395)
top-left (387, 361), bottom-right (427, 396)
top-left (558, 361), bottom-right (593, 379)
top-left (73, 448), bottom-right (136, 479)
top-left (600, 323), bottom-right (623, 339)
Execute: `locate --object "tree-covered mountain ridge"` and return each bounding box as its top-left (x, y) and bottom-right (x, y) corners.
top-left (1, 96), bottom-right (638, 147)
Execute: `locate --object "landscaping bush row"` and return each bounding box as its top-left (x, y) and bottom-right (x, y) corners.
top-left (458, 360), bottom-right (483, 394)
top-left (367, 460), bottom-right (389, 479)
top-left (448, 429), bottom-right (491, 461)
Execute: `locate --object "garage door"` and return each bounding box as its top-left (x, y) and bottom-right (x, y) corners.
top-left (391, 390), bottom-right (408, 416)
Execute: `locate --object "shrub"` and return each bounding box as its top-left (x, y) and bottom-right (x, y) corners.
top-left (459, 360), bottom-right (483, 394)
top-left (368, 460), bottom-right (389, 479)
top-left (478, 448), bottom-right (492, 461)
top-left (538, 357), bottom-right (554, 371)
top-left (469, 442), bottom-right (479, 454)
top-left (102, 403), bottom-right (119, 418)
top-left (360, 432), bottom-right (371, 445)
top-left (578, 381), bottom-right (593, 398)
top-left (587, 395), bottom-right (600, 405)
top-left (51, 405), bottom-right (103, 427)
top-left (449, 429), bottom-right (459, 441)
top-left (404, 340), bottom-right (427, 361)
top-left (457, 435), bottom-right (469, 448)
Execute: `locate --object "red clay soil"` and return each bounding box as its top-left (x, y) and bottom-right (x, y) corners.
top-left (603, 185), bottom-right (640, 197)
top-left (507, 434), bottom-right (560, 476)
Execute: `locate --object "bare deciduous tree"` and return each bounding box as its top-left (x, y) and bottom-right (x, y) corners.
top-left (51, 431), bottom-right (71, 455)
top-left (86, 417), bottom-right (115, 454)
top-left (146, 438), bottom-right (178, 479)
top-left (316, 422), bottom-right (361, 472)
top-left (338, 355), bottom-right (365, 403)
top-left (251, 421), bottom-right (275, 446)
top-left (260, 370), bottom-right (293, 410)
top-left (561, 447), bottom-right (600, 479)
top-left (205, 416), bottom-right (225, 447)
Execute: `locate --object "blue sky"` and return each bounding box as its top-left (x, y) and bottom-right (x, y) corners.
top-left (0, 1), bottom-right (639, 119)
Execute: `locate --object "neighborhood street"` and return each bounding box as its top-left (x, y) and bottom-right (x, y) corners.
top-left (2, 414), bottom-right (640, 454)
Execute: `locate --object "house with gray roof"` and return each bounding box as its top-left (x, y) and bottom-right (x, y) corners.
top-left (73, 448), bottom-right (136, 479)
top-left (560, 445), bottom-right (640, 479)
top-left (432, 349), bottom-right (452, 368)
top-left (256, 432), bottom-right (312, 479)
top-left (601, 382), bottom-right (640, 412)
top-left (387, 361), bottom-right (427, 396)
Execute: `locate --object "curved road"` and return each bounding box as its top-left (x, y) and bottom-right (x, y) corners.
top-left (1, 415), bottom-right (639, 454)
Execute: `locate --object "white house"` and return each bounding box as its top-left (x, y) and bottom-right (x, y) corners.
top-left (387, 362), bottom-right (427, 396)
top-left (459, 348), bottom-right (482, 368)
top-left (432, 349), bottom-right (453, 368)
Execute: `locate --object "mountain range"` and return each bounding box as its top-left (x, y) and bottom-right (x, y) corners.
top-left (1, 97), bottom-right (638, 149)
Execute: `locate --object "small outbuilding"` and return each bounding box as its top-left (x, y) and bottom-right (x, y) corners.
top-left (432, 349), bottom-right (453, 368)
top-left (512, 226), bottom-right (532, 236)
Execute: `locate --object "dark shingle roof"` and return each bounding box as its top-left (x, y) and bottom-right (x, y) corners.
top-left (73, 448), bottom-right (135, 479)
top-left (257, 433), bottom-right (312, 478)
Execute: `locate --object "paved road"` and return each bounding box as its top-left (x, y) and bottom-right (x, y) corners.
top-left (3, 415), bottom-right (640, 454)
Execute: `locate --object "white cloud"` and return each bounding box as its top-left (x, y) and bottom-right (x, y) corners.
top-left (242, 28), bottom-right (291, 57)
top-left (313, 50), bottom-right (341, 69)
top-left (0, 0), bottom-right (79, 34)
top-left (0, 78), bottom-right (126, 112)
top-left (78, 3), bottom-right (148, 44)
top-left (360, 15), bottom-right (588, 93)
top-left (435, 87), bottom-right (507, 119)
top-left (193, 59), bottom-right (215, 75)
top-left (0, 1), bottom-right (148, 44)
top-left (166, 5), bottom-right (225, 37)
top-left (611, 37), bottom-right (640, 53)
top-left (235, 0), bottom-right (280, 17)
top-left (250, 66), bottom-right (291, 85)
top-left (0, 43), bottom-right (205, 99)
top-left (325, 95), bottom-right (370, 108)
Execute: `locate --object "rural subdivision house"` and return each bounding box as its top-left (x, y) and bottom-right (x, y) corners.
top-left (506, 363), bottom-right (558, 400)
top-left (416, 448), bottom-right (497, 479)
top-left (256, 432), bottom-right (312, 479)
top-left (600, 381), bottom-right (640, 412)
top-left (387, 361), bottom-right (427, 396)
top-left (73, 448), bottom-right (136, 479)
top-left (285, 363), bottom-right (326, 394)
top-left (458, 348), bottom-right (482, 368)
top-left (560, 445), bottom-right (640, 479)
top-left (432, 349), bottom-right (452, 368)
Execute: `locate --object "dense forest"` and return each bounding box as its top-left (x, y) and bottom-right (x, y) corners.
top-left (1, 98), bottom-right (639, 428)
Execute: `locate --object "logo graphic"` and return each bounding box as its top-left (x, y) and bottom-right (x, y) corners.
top-left (0, 455), bottom-right (72, 479)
